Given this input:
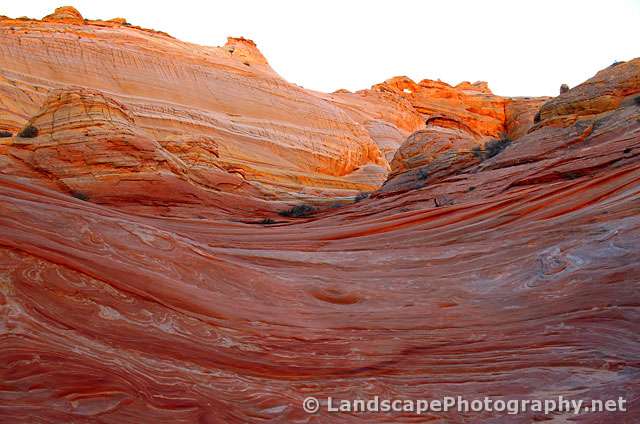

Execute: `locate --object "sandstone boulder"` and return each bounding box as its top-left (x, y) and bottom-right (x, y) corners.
top-left (42, 6), bottom-right (84, 24)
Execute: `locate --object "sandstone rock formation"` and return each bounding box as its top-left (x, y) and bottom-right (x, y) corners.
top-left (0, 11), bottom-right (386, 200)
top-left (537, 59), bottom-right (640, 129)
top-left (42, 6), bottom-right (84, 24)
top-left (1, 6), bottom-right (639, 424)
top-left (1, 87), bottom-right (275, 217)
top-left (367, 77), bottom-right (549, 189)
top-left (373, 77), bottom-right (507, 138)
top-left (0, 9), bottom-right (550, 202)
top-left (504, 96), bottom-right (550, 140)
top-left (326, 88), bottom-right (424, 162)
top-left (388, 117), bottom-right (480, 178)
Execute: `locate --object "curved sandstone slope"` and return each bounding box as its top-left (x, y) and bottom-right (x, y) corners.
top-left (1, 56), bottom-right (640, 423)
top-left (388, 118), bottom-right (480, 177)
top-left (0, 7), bottom-right (551, 202)
top-left (382, 73), bottom-right (640, 197)
top-left (1, 133), bottom-right (639, 423)
top-left (504, 96), bottom-right (550, 139)
top-left (370, 79), bottom-right (549, 187)
top-left (324, 88), bottom-right (425, 161)
top-left (537, 58), bottom-right (640, 129)
top-left (372, 77), bottom-right (506, 138)
top-left (0, 8), bottom-right (385, 197)
top-left (384, 60), bottom-right (640, 196)
top-left (0, 87), bottom-right (275, 217)
top-left (326, 78), bottom-right (547, 169)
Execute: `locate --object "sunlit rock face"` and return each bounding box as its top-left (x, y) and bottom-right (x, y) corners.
top-left (1, 7), bottom-right (640, 424)
top-left (1, 87), bottom-right (269, 217)
top-left (42, 6), bottom-right (85, 24)
top-left (372, 76), bottom-right (508, 138)
top-left (0, 10), bottom-right (548, 201)
top-left (325, 88), bottom-right (426, 162)
top-left (0, 12), bottom-right (386, 199)
top-left (537, 58), bottom-right (640, 128)
top-left (388, 117), bottom-right (480, 178)
top-left (371, 77), bottom-right (549, 194)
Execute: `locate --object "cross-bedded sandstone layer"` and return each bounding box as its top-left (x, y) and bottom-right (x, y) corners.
top-left (0, 7), bottom-right (548, 204)
top-left (1, 6), bottom-right (639, 424)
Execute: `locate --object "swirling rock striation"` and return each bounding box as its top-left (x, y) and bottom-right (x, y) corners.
top-left (0, 6), bottom-right (639, 424)
top-left (0, 10), bottom-right (386, 199)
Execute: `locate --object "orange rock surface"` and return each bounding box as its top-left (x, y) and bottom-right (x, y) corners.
top-left (1, 7), bottom-right (639, 424)
top-left (42, 6), bottom-right (84, 24)
top-left (0, 9), bottom-right (386, 199)
top-left (388, 117), bottom-right (480, 177)
top-left (365, 77), bottom-right (549, 185)
top-left (373, 77), bottom-right (506, 138)
top-left (0, 9), bottom-right (548, 200)
top-left (537, 59), bottom-right (640, 128)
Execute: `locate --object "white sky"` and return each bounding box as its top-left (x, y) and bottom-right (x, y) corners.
top-left (3, 1), bottom-right (640, 97)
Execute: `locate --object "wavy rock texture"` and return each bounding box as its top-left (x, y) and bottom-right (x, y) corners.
top-left (1, 7), bottom-right (639, 424)
top-left (42, 6), bottom-right (84, 24)
top-left (324, 88), bottom-right (425, 162)
top-left (0, 11), bottom-right (548, 201)
top-left (373, 77), bottom-right (506, 138)
top-left (1, 87), bottom-right (272, 217)
top-left (0, 11), bottom-right (386, 199)
top-left (373, 78), bottom-right (549, 192)
top-left (504, 96), bottom-right (550, 140)
top-left (537, 59), bottom-right (640, 129)
top-left (389, 116), bottom-right (481, 176)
